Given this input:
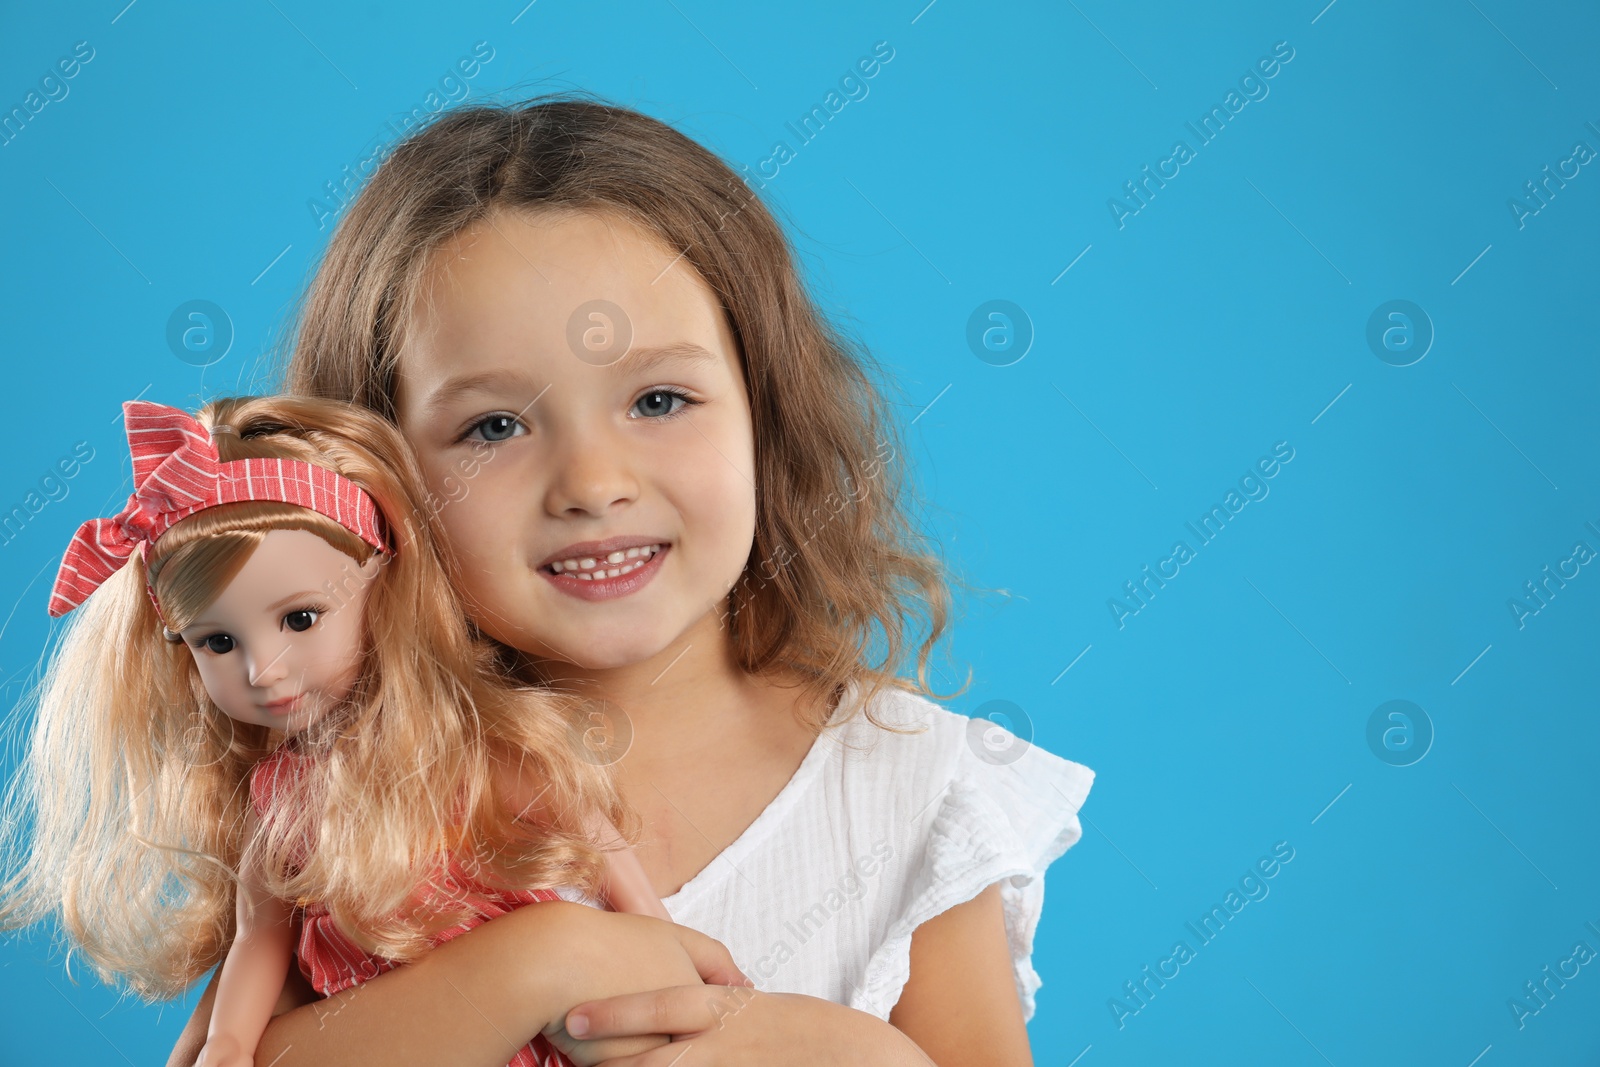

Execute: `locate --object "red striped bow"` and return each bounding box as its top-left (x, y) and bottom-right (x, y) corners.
top-left (48, 400), bottom-right (389, 619)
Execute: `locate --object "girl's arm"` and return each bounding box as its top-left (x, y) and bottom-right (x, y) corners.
top-left (550, 881), bottom-right (1030, 1066)
top-left (167, 902), bottom-right (752, 1067)
top-left (886, 881), bottom-right (1032, 1066)
top-left (194, 819), bottom-right (297, 1067)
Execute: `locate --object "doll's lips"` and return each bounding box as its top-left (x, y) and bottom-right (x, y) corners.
top-left (541, 543), bottom-right (668, 602)
top-left (261, 695), bottom-right (302, 713)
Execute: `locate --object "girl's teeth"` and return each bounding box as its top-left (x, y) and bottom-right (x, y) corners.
top-left (551, 544), bottom-right (662, 577)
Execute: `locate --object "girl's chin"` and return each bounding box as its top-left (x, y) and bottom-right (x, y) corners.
top-left (552, 642), bottom-right (661, 673)
top-left (525, 622), bottom-right (689, 674)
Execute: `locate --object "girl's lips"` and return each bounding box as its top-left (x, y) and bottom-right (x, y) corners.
top-left (261, 696), bottom-right (301, 713)
top-left (541, 544), bottom-right (668, 602)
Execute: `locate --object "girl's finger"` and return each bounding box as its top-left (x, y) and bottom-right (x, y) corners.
top-left (567, 983), bottom-right (758, 1041)
top-left (666, 923), bottom-right (755, 989)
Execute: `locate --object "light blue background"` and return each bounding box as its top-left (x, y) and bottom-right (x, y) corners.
top-left (2, 1), bottom-right (1597, 1063)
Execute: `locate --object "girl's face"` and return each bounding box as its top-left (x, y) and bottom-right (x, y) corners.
top-left (394, 208), bottom-right (757, 672)
top-left (177, 528), bottom-right (380, 734)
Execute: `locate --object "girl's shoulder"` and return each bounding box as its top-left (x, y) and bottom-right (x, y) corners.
top-left (811, 679), bottom-right (1095, 910)
top-left (821, 678), bottom-right (1095, 818)
top-left (761, 677), bottom-right (1096, 1021)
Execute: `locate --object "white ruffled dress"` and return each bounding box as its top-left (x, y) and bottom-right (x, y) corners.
top-left (648, 677), bottom-right (1096, 1022)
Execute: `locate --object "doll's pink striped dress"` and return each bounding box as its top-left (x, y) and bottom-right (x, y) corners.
top-left (249, 744), bottom-right (577, 1067)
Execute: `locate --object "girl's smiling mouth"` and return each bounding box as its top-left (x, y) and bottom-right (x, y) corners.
top-left (540, 542), bottom-right (670, 601)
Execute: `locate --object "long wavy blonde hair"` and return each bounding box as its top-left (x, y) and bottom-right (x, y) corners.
top-left (0, 395), bottom-right (628, 1000)
top-left (278, 94), bottom-right (970, 732)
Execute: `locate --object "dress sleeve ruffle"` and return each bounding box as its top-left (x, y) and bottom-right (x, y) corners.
top-left (851, 736), bottom-right (1095, 1022)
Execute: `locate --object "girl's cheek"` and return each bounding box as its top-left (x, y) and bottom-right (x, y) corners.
top-left (438, 486), bottom-right (510, 566)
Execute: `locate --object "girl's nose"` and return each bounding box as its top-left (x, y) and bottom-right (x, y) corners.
top-left (544, 427), bottom-right (641, 517)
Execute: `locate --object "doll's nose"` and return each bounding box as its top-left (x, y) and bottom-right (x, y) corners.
top-left (247, 644), bottom-right (292, 687)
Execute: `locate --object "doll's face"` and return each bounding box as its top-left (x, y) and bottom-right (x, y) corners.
top-left (393, 207), bottom-right (758, 671)
top-left (177, 528), bottom-right (381, 734)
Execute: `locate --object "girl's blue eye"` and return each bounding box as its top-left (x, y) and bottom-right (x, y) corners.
top-left (202, 634), bottom-right (235, 655)
top-left (284, 609), bottom-right (319, 633)
top-left (631, 388), bottom-right (696, 420)
top-left (464, 414), bottom-right (526, 443)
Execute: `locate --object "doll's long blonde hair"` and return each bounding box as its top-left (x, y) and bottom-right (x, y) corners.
top-left (0, 395), bottom-right (627, 999)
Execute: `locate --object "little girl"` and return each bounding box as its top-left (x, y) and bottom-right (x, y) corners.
top-left (170, 95), bottom-right (1096, 1066)
top-left (0, 394), bottom-right (698, 1067)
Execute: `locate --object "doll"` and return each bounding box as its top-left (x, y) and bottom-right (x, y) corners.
top-left (0, 396), bottom-right (667, 1067)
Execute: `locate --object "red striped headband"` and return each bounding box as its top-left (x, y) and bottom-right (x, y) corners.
top-left (49, 400), bottom-right (391, 619)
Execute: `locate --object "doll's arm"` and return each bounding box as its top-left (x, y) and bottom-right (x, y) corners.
top-left (194, 826), bottom-right (297, 1067)
top-left (587, 811), bottom-right (671, 920)
top-left (493, 748), bottom-right (669, 920)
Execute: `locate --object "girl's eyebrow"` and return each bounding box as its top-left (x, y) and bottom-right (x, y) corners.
top-left (421, 343), bottom-right (717, 415)
top-left (420, 369), bottom-right (544, 416)
top-left (619, 342), bottom-right (718, 374)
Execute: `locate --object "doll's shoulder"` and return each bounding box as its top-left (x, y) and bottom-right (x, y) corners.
top-left (247, 742), bottom-right (311, 817)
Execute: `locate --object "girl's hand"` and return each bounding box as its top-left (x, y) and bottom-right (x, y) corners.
top-left (537, 911), bottom-right (757, 1066)
top-left (547, 986), bottom-right (935, 1067)
top-left (593, 909), bottom-right (752, 988)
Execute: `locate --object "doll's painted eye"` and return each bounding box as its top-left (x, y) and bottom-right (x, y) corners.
top-left (284, 609), bottom-right (320, 633)
top-left (202, 634), bottom-right (235, 654)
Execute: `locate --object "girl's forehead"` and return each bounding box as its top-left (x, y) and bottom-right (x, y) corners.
top-left (431, 208), bottom-right (703, 307)
top-left (401, 209), bottom-right (739, 386)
